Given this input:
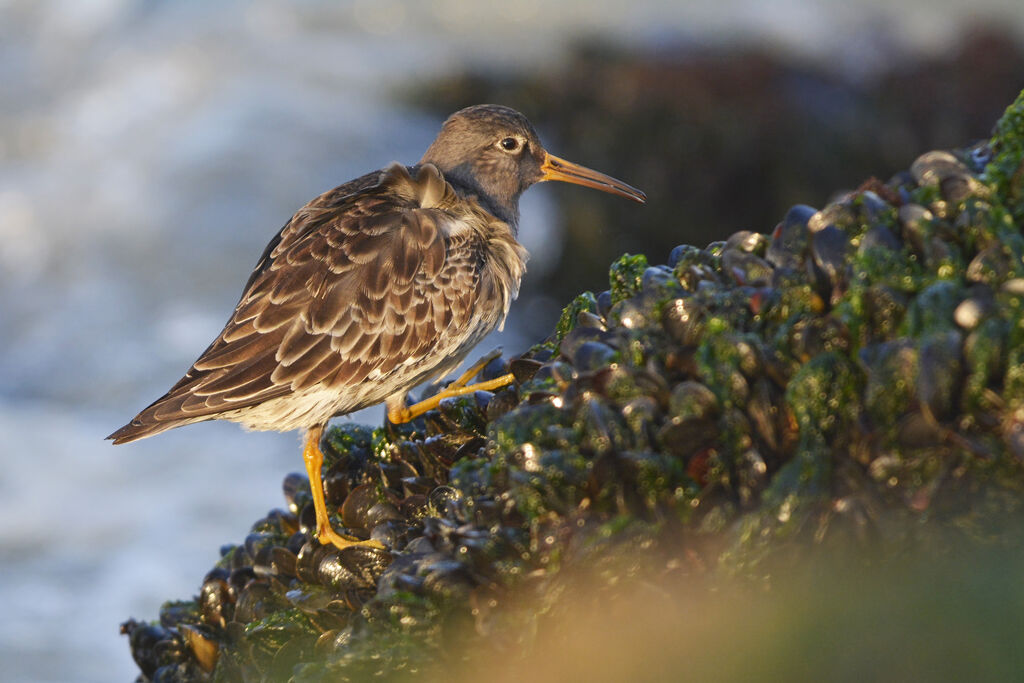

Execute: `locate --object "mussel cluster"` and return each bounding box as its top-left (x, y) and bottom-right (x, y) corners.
top-left (124, 91), bottom-right (1024, 681)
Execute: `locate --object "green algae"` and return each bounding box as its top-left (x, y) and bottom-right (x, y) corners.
top-left (609, 253), bottom-right (648, 304)
top-left (554, 291), bottom-right (599, 340)
top-left (986, 88), bottom-right (1024, 222)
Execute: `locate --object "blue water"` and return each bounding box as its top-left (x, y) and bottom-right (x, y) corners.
top-left (2, 1), bottom-right (1021, 680)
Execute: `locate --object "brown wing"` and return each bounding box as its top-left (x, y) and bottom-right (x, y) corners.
top-left (108, 163), bottom-right (479, 443)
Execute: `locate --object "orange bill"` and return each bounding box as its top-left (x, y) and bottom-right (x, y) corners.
top-left (540, 153), bottom-right (646, 203)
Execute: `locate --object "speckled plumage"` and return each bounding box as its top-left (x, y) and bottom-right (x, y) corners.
top-left (110, 105), bottom-right (643, 445)
top-left (108, 104), bottom-right (644, 549)
top-left (110, 161), bottom-right (525, 440)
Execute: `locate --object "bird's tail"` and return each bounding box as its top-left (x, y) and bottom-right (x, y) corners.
top-left (106, 397), bottom-right (203, 444)
top-left (107, 420), bottom-right (177, 444)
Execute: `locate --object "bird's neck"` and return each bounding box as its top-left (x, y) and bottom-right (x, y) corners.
top-left (434, 164), bottom-right (521, 232)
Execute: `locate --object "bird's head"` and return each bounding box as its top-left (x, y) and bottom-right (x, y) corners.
top-left (420, 104), bottom-right (645, 225)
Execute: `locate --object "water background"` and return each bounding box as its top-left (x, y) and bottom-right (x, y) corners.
top-left (2, 1), bottom-right (1023, 680)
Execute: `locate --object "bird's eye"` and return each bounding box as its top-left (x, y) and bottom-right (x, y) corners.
top-left (499, 137), bottom-right (521, 152)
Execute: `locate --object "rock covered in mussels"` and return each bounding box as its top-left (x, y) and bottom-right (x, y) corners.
top-left (125, 90), bottom-right (1024, 681)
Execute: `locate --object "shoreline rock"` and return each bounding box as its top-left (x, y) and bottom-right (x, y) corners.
top-left (124, 89), bottom-right (1024, 682)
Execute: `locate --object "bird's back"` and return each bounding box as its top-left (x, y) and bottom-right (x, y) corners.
top-left (108, 163), bottom-right (527, 444)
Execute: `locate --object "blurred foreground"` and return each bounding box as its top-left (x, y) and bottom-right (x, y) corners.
top-left (445, 539), bottom-right (1024, 683)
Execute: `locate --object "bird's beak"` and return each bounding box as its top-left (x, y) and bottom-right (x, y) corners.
top-left (540, 153), bottom-right (646, 203)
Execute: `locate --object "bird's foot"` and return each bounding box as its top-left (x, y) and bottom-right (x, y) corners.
top-left (315, 524), bottom-right (385, 551)
top-left (303, 426), bottom-right (386, 552)
top-left (388, 372), bottom-right (516, 424)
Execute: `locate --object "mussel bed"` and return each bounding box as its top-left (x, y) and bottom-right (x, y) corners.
top-left (124, 90), bottom-right (1024, 681)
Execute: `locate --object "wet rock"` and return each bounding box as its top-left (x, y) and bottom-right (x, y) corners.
top-left (859, 224), bottom-right (903, 253)
top-left (125, 89), bottom-right (1024, 683)
top-left (911, 150), bottom-right (971, 187)
top-left (765, 204), bottom-right (815, 269)
top-left (917, 330), bottom-right (965, 420)
top-left (722, 249), bottom-right (774, 286)
top-left (810, 224), bottom-right (850, 290)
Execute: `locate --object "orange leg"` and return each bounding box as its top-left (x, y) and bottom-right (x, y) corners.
top-left (302, 426), bottom-right (384, 550)
top-left (387, 372), bottom-right (516, 423)
top-left (386, 349), bottom-right (516, 424)
top-left (449, 347), bottom-right (504, 389)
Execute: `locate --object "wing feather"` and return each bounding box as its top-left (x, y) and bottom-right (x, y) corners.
top-left (108, 162), bottom-right (513, 443)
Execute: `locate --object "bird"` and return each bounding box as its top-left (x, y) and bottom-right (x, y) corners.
top-left (108, 104), bottom-right (646, 551)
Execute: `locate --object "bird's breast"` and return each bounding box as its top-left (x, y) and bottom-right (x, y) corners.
top-left (438, 205), bottom-right (529, 328)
